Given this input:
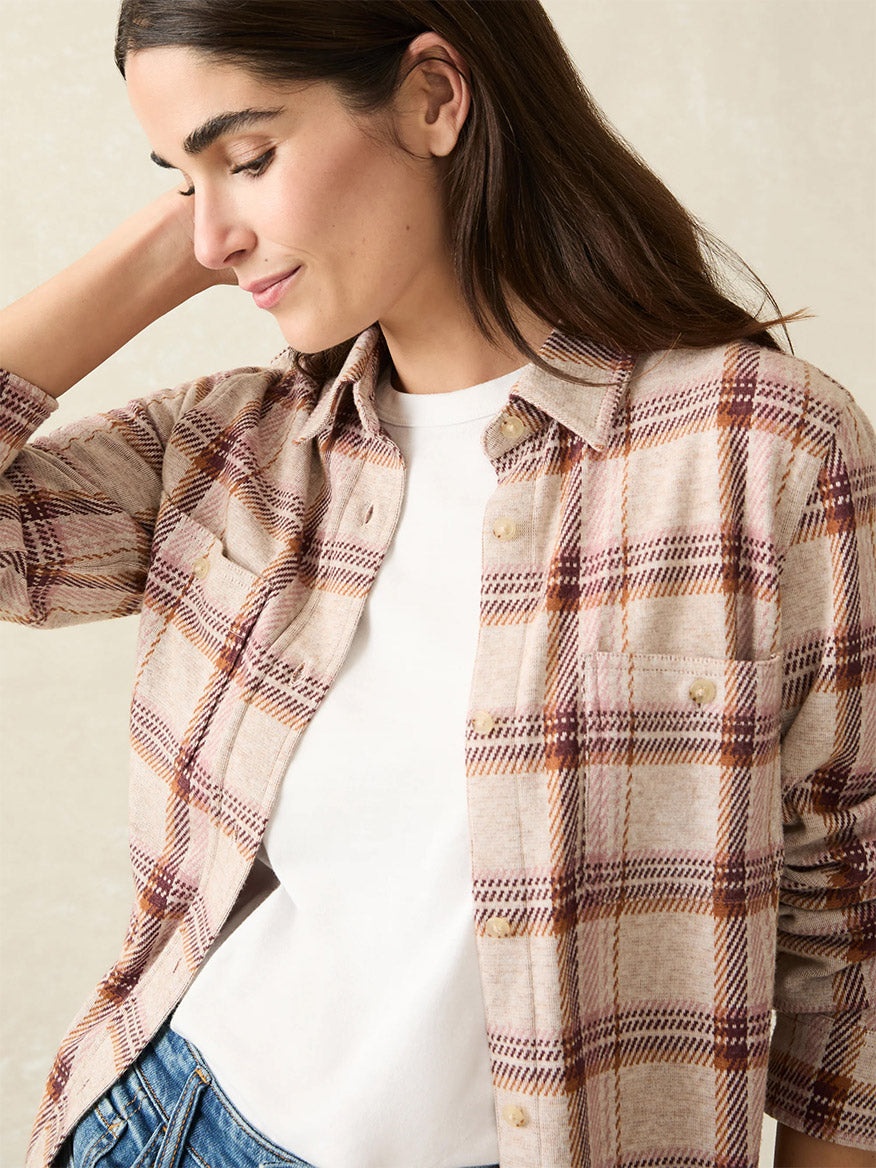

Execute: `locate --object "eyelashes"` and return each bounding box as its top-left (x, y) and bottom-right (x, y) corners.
top-left (177, 148), bottom-right (276, 199)
top-left (231, 148), bottom-right (275, 178)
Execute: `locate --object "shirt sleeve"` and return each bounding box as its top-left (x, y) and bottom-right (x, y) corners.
top-left (0, 368), bottom-right (194, 627)
top-left (765, 390), bottom-right (876, 1150)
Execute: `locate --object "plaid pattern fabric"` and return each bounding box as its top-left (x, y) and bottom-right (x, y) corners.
top-left (1, 326), bottom-right (874, 1167)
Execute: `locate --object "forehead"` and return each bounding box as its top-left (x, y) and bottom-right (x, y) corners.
top-left (125, 46), bottom-right (338, 147)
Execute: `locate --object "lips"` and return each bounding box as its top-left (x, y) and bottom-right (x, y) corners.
top-left (243, 267), bottom-right (302, 310)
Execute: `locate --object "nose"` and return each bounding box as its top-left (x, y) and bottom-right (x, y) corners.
top-left (191, 188), bottom-right (255, 270)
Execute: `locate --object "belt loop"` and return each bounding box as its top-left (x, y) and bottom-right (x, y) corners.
top-left (155, 1066), bottom-right (212, 1168)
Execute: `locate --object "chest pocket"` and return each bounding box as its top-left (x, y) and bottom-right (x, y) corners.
top-left (131, 501), bottom-right (264, 807)
top-left (577, 650), bottom-right (785, 1027)
top-left (582, 651), bottom-right (784, 862)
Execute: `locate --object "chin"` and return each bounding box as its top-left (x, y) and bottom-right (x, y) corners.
top-left (276, 309), bottom-right (375, 357)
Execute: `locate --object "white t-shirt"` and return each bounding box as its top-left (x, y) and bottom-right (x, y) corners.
top-left (172, 362), bottom-right (527, 1168)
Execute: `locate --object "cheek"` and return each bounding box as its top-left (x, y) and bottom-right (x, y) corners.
top-left (258, 158), bottom-right (369, 250)
top-left (334, 166), bottom-right (437, 272)
top-left (259, 138), bottom-right (438, 275)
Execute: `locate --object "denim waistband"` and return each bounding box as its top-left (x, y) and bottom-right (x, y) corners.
top-left (118, 1022), bottom-right (499, 1168)
top-left (134, 1022), bottom-right (310, 1166)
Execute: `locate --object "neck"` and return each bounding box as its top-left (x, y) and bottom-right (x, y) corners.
top-left (379, 297), bottom-right (554, 396)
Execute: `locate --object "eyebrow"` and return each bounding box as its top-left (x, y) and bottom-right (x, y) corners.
top-left (149, 106), bottom-right (284, 168)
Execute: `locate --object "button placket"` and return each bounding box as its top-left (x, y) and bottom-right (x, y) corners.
top-left (474, 475), bottom-right (536, 1152)
top-left (502, 1103), bottom-right (528, 1127)
top-left (473, 710), bottom-right (496, 734)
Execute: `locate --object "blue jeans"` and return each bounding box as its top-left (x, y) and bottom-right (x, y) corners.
top-left (60, 1022), bottom-right (501, 1168)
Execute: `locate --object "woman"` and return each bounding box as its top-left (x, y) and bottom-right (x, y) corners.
top-left (1, 2), bottom-right (873, 1167)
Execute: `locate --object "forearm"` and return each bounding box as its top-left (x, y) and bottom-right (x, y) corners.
top-left (0, 191), bottom-right (220, 398)
top-left (775, 1122), bottom-right (876, 1167)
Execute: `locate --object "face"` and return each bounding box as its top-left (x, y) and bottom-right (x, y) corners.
top-left (125, 47), bottom-right (457, 353)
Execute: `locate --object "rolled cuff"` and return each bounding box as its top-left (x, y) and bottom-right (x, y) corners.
top-left (766, 1008), bottom-right (876, 1151)
top-left (0, 369), bottom-right (58, 470)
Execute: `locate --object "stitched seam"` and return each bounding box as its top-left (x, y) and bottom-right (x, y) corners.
top-left (187, 1142), bottom-right (211, 1168)
top-left (84, 1134), bottom-right (112, 1168)
top-left (115, 1085), bottom-right (149, 1123)
top-left (135, 1062), bottom-right (169, 1120)
top-left (166, 1081), bottom-right (200, 1163)
top-left (180, 1038), bottom-right (297, 1161)
top-left (208, 1088), bottom-right (299, 1160)
top-left (94, 1101), bottom-right (115, 1131)
top-left (83, 1085), bottom-right (156, 1166)
top-left (82, 1097), bottom-right (127, 1167)
top-left (82, 1123), bottom-right (115, 1168)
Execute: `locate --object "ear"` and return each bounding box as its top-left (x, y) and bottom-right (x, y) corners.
top-left (395, 31), bottom-right (471, 158)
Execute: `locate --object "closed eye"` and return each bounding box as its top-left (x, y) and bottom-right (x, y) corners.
top-left (150, 150), bottom-right (195, 198)
top-left (151, 147), bottom-right (274, 198)
top-left (230, 149), bottom-right (275, 178)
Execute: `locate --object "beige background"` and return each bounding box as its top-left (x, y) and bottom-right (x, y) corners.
top-left (2, 1), bottom-right (874, 1164)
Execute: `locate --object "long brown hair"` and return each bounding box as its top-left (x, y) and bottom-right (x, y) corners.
top-left (116, 0), bottom-right (804, 386)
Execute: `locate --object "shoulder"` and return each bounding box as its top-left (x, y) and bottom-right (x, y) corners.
top-left (627, 340), bottom-right (869, 463)
top-left (157, 353), bottom-right (325, 436)
top-left (618, 340), bottom-right (874, 546)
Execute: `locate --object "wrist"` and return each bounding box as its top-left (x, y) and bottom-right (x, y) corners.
top-left (774, 1122), bottom-right (876, 1167)
top-left (98, 190), bottom-right (221, 314)
top-left (0, 189), bottom-right (227, 398)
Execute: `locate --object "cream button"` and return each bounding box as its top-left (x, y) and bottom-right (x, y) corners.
top-left (502, 1104), bottom-right (527, 1127)
top-left (492, 516), bottom-right (519, 540)
top-left (473, 710), bottom-right (496, 734)
top-left (689, 678), bottom-right (717, 705)
top-left (500, 415), bottom-right (525, 441)
top-left (485, 916), bottom-right (512, 938)
top-left (192, 555), bottom-right (210, 580)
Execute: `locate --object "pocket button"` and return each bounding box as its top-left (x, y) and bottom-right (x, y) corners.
top-left (689, 677), bottom-right (717, 705)
top-left (500, 415), bottom-right (525, 440)
top-left (492, 516), bottom-right (519, 540)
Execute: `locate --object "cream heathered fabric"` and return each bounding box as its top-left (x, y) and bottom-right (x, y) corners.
top-left (170, 363), bottom-right (525, 1168)
top-left (0, 326), bottom-right (873, 1167)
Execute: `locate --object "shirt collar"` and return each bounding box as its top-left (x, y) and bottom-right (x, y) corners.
top-left (289, 324), bottom-right (636, 451)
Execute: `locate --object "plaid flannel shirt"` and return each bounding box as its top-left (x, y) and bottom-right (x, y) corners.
top-left (1, 326), bottom-right (874, 1167)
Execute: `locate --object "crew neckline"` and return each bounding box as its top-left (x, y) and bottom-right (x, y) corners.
top-left (374, 364), bottom-right (529, 428)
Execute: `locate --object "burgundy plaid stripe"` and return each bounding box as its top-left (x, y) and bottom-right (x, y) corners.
top-left (1, 324), bottom-right (873, 1166)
